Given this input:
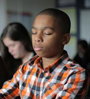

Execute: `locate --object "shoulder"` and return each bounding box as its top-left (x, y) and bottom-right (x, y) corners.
top-left (64, 59), bottom-right (86, 73)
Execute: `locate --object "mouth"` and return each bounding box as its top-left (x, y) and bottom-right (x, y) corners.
top-left (11, 53), bottom-right (16, 56)
top-left (12, 55), bottom-right (15, 57)
top-left (34, 47), bottom-right (43, 51)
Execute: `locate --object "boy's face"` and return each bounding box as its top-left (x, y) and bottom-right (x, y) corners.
top-left (32, 14), bottom-right (69, 58)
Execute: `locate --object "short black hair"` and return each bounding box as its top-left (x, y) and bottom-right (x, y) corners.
top-left (38, 8), bottom-right (71, 34)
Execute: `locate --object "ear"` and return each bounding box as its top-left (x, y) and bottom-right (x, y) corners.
top-left (62, 33), bottom-right (70, 45)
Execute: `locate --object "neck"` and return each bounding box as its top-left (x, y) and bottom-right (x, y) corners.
top-left (42, 51), bottom-right (64, 69)
top-left (22, 52), bottom-right (32, 64)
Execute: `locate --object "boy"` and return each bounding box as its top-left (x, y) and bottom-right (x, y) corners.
top-left (0, 8), bottom-right (89, 99)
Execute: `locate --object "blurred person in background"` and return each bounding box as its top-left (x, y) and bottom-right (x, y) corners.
top-left (73, 40), bottom-right (90, 98)
top-left (0, 22), bottom-right (35, 80)
top-left (0, 56), bottom-right (8, 88)
top-left (87, 42), bottom-right (90, 71)
top-left (73, 40), bottom-right (90, 70)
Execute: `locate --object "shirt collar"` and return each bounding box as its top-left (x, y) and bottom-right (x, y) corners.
top-left (29, 50), bottom-right (69, 73)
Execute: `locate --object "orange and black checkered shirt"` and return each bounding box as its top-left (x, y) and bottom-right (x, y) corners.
top-left (0, 51), bottom-right (89, 99)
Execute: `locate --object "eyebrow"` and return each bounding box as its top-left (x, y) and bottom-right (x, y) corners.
top-left (32, 26), bottom-right (54, 31)
top-left (43, 27), bottom-right (54, 31)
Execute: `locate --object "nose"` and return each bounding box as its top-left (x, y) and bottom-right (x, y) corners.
top-left (35, 32), bottom-right (43, 42)
top-left (36, 39), bottom-right (41, 42)
top-left (8, 47), bottom-right (13, 54)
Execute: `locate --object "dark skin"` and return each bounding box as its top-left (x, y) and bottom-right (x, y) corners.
top-left (32, 14), bottom-right (70, 68)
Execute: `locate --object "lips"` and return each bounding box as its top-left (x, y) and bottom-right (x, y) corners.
top-left (34, 46), bottom-right (43, 51)
top-left (11, 54), bottom-right (16, 56)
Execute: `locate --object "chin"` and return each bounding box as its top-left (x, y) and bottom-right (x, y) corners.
top-left (13, 56), bottom-right (19, 59)
top-left (36, 52), bottom-right (44, 57)
top-left (36, 53), bottom-right (51, 58)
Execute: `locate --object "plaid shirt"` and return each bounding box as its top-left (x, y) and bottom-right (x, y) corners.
top-left (0, 51), bottom-right (88, 99)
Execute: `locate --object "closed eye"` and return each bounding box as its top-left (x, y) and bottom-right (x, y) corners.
top-left (44, 33), bottom-right (53, 35)
top-left (32, 32), bottom-right (37, 35)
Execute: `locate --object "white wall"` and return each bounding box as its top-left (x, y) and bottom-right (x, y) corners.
top-left (0, 0), bottom-right (7, 35)
top-left (80, 9), bottom-right (90, 43)
top-left (7, 0), bottom-right (55, 16)
top-left (6, 0), bottom-right (55, 31)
